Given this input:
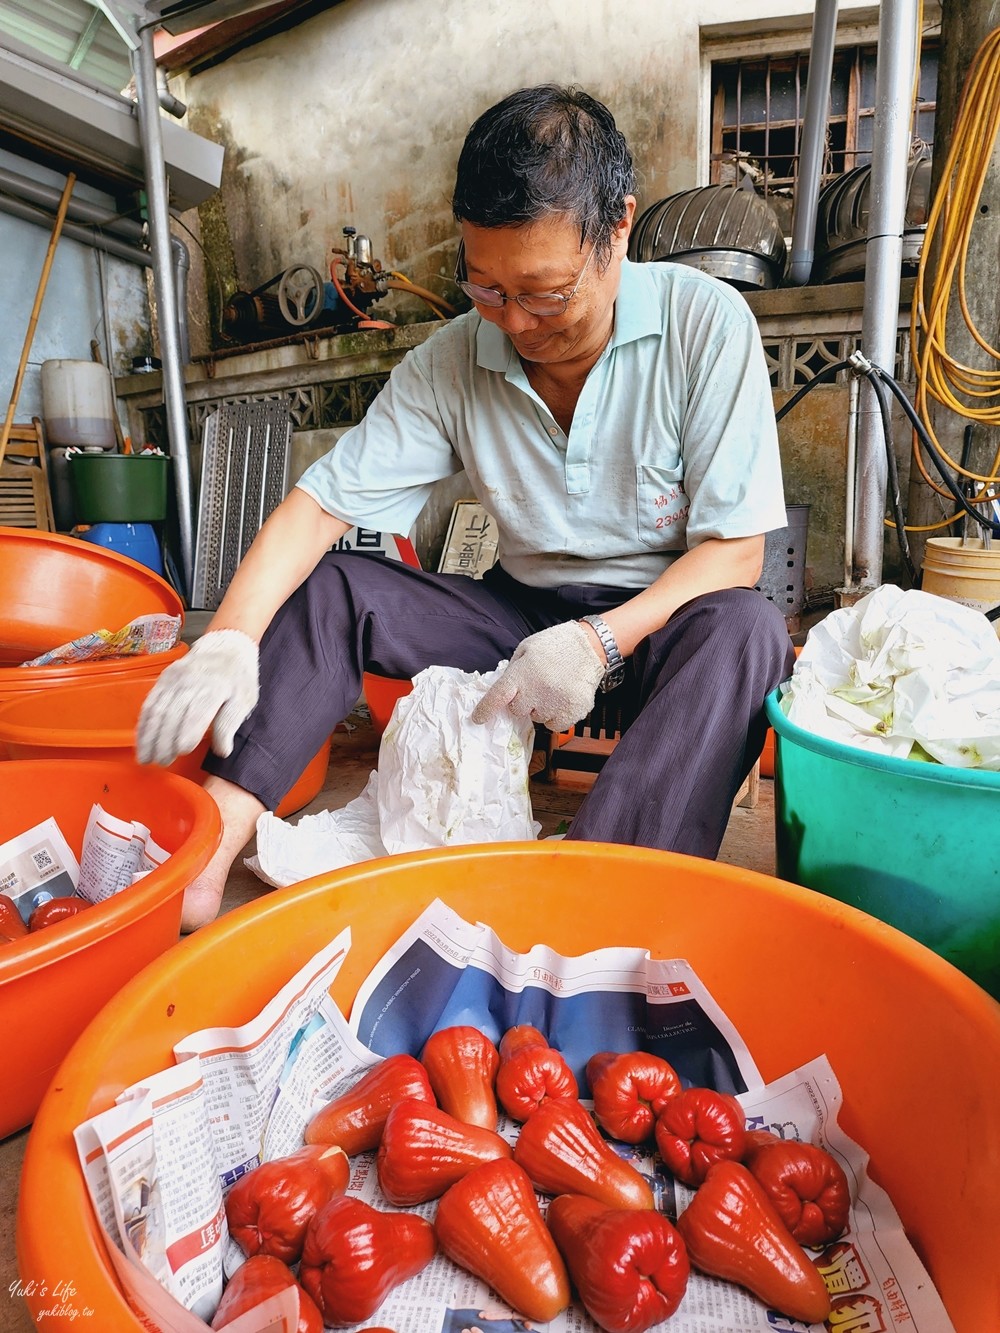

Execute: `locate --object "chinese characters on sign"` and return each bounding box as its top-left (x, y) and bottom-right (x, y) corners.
top-left (331, 527), bottom-right (420, 567)
top-left (438, 502), bottom-right (499, 579)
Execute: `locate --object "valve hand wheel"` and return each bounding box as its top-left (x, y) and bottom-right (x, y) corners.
top-left (277, 264), bottom-right (325, 327)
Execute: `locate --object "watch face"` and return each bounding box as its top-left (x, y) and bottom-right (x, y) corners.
top-left (600, 667), bottom-right (626, 693)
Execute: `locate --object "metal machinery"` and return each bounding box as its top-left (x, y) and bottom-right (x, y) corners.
top-left (222, 228), bottom-right (382, 341)
top-left (222, 226), bottom-right (453, 345)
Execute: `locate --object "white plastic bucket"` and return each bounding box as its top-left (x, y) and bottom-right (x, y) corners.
top-left (40, 359), bottom-right (117, 450)
top-left (921, 536), bottom-right (1000, 635)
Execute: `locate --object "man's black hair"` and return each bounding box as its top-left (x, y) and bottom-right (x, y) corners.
top-left (452, 84), bottom-right (636, 263)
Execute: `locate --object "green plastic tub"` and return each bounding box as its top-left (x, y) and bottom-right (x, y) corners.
top-left (69, 452), bottom-right (169, 523)
top-left (766, 687), bottom-right (1000, 998)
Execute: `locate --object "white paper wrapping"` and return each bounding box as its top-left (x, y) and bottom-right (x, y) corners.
top-left (248, 663), bottom-right (539, 887)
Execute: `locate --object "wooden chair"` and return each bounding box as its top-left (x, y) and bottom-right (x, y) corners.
top-left (0, 418), bottom-right (55, 530)
top-left (534, 684), bottom-right (638, 782)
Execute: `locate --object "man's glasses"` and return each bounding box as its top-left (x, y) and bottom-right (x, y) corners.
top-left (455, 243), bottom-right (597, 317)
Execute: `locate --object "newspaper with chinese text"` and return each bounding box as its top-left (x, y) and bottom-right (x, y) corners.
top-left (20, 612), bottom-right (181, 667)
top-left (0, 805), bottom-right (169, 921)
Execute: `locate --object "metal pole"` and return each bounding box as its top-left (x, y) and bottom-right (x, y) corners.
top-left (850, 0), bottom-right (919, 591)
top-left (786, 0), bottom-right (840, 286)
top-left (843, 371), bottom-right (859, 590)
top-left (133, 23), bottom-right (195, 597)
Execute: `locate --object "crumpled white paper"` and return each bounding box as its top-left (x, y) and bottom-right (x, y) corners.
top-left (249, 771), bottom-right (385, 888)
top-left (247, 662), bottom-right (540, 887)
top-left (781, 584), bottom-right (1000, 768)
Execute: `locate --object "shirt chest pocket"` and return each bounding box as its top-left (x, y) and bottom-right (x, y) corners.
top-left (635, 464), bottom-right (690, 549)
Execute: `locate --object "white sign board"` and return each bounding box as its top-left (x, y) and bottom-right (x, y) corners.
top-left (331, 527), bottom-right (420, 568)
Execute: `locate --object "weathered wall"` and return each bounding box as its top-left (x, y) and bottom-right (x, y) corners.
top-left (171, 0), bottom-right (878, 351)
top-left (0, 149), bottom-right (151, 425)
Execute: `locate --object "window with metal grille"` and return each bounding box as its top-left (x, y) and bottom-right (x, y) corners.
top-left (710, 42), bottom-right (938, 198)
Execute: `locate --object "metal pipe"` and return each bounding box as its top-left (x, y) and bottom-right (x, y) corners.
top-left (134, 24), bottom-right (195, 596)
top-left (156, 67), bottom-right (187, 120)
top-left (0, 191), bottom-right (151, 265)
top-left (0, 165), bottom-right (145, 239)
top-left (172, 233), bottom-right (192, 367)
top-left (851, 0), bottom-right (919, 590)
top-left (843, 370), bottom-right (859, 590)
top-left (786, 0), bottom-right (840, 285)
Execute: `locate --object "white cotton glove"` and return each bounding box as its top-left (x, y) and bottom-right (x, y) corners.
top-left (136, 628), bottom-right (259, 767)
top-left (471, 620), bottom-right (606, 733)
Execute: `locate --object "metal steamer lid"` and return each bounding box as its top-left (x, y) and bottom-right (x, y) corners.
top-left (813, 156), bottom-right (932, 283)
top-left (629, 184), bottom-right (788, 290)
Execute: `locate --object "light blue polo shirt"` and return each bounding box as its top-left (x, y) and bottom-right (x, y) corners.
top-left (296, 258), bottom-right (787, 589)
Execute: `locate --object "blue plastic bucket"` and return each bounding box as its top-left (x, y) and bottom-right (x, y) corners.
top-left (765, 687), bottom-right (1000, 998)
top-left (76, 522), bottom-right (163, 575)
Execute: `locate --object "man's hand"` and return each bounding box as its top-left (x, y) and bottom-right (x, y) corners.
top-left (136, 629), bottom-right (259, 767)
top-left (471, 621), bottom-right (605, 733)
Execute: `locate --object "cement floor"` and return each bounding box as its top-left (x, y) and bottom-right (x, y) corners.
top-left (0, 703), bottom-right (779, 1330)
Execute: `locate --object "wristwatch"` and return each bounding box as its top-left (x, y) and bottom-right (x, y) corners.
top-left (581, 614), bottom-right (626, 693)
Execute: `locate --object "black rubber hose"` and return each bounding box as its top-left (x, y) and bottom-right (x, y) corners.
top-left (769, 356), bottom-right (1000, 619)
top-left (873, 366), bottom-right (1000, 537)
top-left (771, 357), bottom-right (918, 583)
top-left (773, 358), bottom-right (999, 534)
top-left (774, 359), bottom-right (854, 422)
top-left (951, 423), bottom-right (976, 539)
top-left (866, 368), bottom-right (919, 586)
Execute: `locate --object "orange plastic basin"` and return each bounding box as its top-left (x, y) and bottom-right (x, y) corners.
top-left (16, 843), bottom-right (1000, 1330)
top-left (0, 676), bottom-right (332, 819)
top-left (0, 644), bottom-right (190, 741)
top-left (0, 526), bottom-right (183, 668)
top-left (363, 670), bottom-right (413, 733)
top-left (0, 758), bottom-right (221, 1139)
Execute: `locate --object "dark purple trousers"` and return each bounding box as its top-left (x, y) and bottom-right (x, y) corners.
top-left (204, 551), bottom-right (794, 859)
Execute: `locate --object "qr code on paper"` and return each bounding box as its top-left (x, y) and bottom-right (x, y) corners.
top-left (31, 848), bottom-right (55, 874)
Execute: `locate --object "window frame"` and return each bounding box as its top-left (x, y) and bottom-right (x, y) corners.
top-left (698, 14), bottom-right (941, 194)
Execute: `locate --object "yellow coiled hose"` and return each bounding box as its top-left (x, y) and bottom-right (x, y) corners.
top-left (906, 22), bottom-right (1000, 531)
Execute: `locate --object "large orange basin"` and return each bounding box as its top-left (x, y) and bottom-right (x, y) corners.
top-left (15, 843), bottom-right (1000, 1330)
top-left (0, 676), bottom-right (332, 819)
top-left (362, 669), bottom-right (413, 733)
top-left (0, 526), bottom-right (183, 667)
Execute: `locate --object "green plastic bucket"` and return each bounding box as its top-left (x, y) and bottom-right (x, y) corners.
top-left (765, 687), bottom-right (1000, 998)
top-left (69, 452), bottom-right (169, 523)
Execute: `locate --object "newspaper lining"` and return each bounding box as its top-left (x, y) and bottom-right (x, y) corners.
top-left (74, 898), bottom-right (956, 1333)
top-left (0, 805), bottom-right (168, 920)
top-left (77, 804), bottom-right (170, 904)
top-left (0, 816), bottom-right (79, 917)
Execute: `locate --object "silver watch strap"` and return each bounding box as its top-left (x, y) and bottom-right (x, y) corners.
top-left (581, 614), bottom-right (625, 690)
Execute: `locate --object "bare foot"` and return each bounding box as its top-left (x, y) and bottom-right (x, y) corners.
top-left (181, 776), bottom-right (266, 932)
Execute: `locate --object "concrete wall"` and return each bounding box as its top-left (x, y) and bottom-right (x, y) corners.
top-left (171, 0), bottom-right (879, 352)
